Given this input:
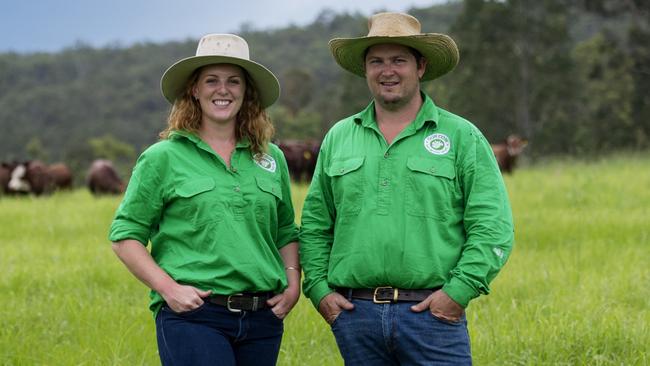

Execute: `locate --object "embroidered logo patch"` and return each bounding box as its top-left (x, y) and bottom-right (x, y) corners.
top-left (254, 153), bottom-right (277, 173)
top-left (424, 133), bottom-right (451, 155)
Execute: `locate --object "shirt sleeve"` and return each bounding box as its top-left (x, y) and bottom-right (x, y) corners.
top-left (442, 128), bottom-right (515, 308)
top-left (299, 136), bottom-right (338, 308)
top-left (108, 151), bottom-right (164, 246)
top-left (274, 149), bottom-right (299, 248)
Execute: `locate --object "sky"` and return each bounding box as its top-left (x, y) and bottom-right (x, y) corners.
top-left (1, 0), bottom-right (447, 53)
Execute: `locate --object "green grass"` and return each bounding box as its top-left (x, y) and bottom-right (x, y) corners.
top-left (1, 153), bottom-right (648, 365)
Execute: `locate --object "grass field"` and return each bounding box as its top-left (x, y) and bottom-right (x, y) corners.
top-left (1, 154), bottom-right (648, 365)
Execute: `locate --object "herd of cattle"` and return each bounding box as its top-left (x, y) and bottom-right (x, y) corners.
top-left (0, 135), bottom-right (527, 196)
top-left (0, 159), bottom-right (124, 196)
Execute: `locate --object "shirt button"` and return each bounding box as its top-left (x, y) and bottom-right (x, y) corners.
top-left (429, 168), bottom-right (436, 173)
top-left (381, 179), bottom-right (388, 186)
top-left (340, 168), bottom-right (345, 173)
top-left (231, 167), bottom-right (237, 173)
top-left (234, 186), bottom-right (240, 192)
top-left (384, 152), bottom-right (389, 158)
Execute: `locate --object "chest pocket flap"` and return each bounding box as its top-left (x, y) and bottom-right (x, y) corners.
top-left (407, 157), bottom-right (456, 179)
top-left (326, 157), bottom-right (365, 177)
top-left (176, 177), bottom-right (216, 197)
top-left (255, 177), bottom-right (283, 200)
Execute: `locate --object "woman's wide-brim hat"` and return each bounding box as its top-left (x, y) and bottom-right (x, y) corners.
top-left (161, 33), bottom-right (280, 107)
top-left (329, 12), bottom-right (459, 81)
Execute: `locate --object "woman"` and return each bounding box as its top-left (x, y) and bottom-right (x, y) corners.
top-left (109, 34), bottom-right (300, 366)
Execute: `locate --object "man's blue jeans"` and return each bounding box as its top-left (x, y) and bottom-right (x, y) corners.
top-left (155, 302), bottom-right (283, 365)
top-left (331, 298), bottom-right (472, 365)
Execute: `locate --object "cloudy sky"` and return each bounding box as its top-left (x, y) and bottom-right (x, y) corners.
top-left (1, 0), bottom-right (447, 53)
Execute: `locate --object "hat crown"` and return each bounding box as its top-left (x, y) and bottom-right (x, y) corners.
top-left (367, 12), bottom-right (421, 37)
top-left (195, 34), bottom-right (250, 60)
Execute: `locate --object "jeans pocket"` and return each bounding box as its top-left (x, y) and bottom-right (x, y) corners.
top-left (329, 309), bottom-right (347, 327)
top-left (268, 309), bottom-right (284, 322)
top-left (429, 312), bottom-right (463, 326)
top-left (162, 302), bottom-right (208, 316)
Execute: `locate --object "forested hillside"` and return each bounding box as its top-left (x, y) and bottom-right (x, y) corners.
top-left (1, 0), bottom-right (648, 175)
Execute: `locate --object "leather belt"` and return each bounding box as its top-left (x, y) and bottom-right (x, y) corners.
top-left (336, 286), bottom-right (442, 304)
top-left (206, 292), bottom-right (273, 312)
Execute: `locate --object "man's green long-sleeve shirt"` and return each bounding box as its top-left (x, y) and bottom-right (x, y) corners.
top-left (299, 93), bottom-right (514, 309)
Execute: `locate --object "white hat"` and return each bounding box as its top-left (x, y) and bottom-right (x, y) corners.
top-left (161, 34), bottom-right (280, 107)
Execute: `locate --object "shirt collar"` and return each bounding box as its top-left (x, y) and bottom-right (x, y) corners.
top-left (168, 130), bottom-right (251, 149)
top-left (354, 91), bottom-right (439, 131)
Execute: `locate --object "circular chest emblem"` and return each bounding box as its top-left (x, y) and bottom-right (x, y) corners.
top-left (424, 133), bottom-right (451, 155)
top-left (254, 153), bottom-right (277, 173)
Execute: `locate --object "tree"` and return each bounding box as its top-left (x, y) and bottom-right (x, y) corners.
top-left (25, 136), bottom-right (49, 162)
top-left (280, 68), bottom-right (313, 117)
top-left (572, 31), bottom-right (634, 153)
top-left (448, 0), bottom-right (577, 155)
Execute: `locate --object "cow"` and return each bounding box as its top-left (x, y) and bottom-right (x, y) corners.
top-left (1, 161), bottom-right (75, 195)
top-left (48, 163), bottom-right (73, 190)
top-left (276, 139), bottom-right (320, 182)
top-left (491, 134), bottom-right (528, 174)
top-left (5, 160), bottom-right (53, 195)
top-left (86, 159), bottom-right (125, 195)
top-left (0, 163), bottom-right (11, 194)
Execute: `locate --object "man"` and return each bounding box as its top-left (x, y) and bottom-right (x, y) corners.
top-left (300, 12), bottom-right (514, 365)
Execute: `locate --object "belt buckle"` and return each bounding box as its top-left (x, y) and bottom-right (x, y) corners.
top-left (373, 287), bottom-right (398, 304)
top-left (227, 293), bottom-right (243, 312)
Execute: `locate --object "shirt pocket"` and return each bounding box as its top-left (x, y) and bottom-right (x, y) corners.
top-left (254, 176), bottom-right (283, 225)
top-left (405, 157), bottom-right (456, 221)
top-left (174, 177), bottom-right (220, 227)
top-left (325, 157), bottom-right (365, 217)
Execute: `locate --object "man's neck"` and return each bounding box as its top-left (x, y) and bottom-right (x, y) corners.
top-left (374, 94), bottom-right (423, 144)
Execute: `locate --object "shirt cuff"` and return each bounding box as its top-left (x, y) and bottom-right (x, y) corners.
top-left (307, 280), bottom-right (335, 309)
top-left (108, 221), bottom-right (150, 245)
top-left (442, 276), bottom-right (479, 308)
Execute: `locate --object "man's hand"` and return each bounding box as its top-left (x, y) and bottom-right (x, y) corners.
top-left (410, 289), bottom-right (464, 322)
top-left (318, 292), bottom-right (355, 324)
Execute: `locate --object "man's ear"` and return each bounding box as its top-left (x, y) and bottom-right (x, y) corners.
top-left (418, 58), bottom-right (428, 79)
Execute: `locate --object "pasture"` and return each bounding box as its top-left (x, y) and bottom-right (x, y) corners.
top-left (1, 154), bottom-right (648, 365)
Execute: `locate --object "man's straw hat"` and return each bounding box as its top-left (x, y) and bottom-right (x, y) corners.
top-left (161, 34), bottom-right (280, 107)
top-left (329, 12), bottom-right (459, 81)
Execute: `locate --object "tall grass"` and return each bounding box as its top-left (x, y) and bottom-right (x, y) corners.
top-left (0, 154), bottom-right (648, 365)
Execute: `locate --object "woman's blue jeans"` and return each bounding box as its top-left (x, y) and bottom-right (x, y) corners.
top-left (155, 302), bottom-right (283, 366)
top-left (331, 298), bottom-right (472, 365)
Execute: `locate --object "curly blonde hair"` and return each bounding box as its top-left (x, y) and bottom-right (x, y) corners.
top-left (159, 66), bottom-right (274, 156)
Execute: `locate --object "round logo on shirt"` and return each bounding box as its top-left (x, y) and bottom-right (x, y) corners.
top-left (424, 133), bottom-right (451, 155)
top-left (254, 153), bottom-right (277, 173)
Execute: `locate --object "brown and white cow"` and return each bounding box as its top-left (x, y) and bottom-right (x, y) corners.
top-left (5, 160), bottom-right (54, 195)
top-left (86, 159), bottom-right (125, 195)
top-left (491, 135), bottom-right (528, 174)
top-left (3, 161), bottom-right (74, 195)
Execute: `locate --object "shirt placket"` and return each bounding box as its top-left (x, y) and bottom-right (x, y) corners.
top-left (229, 148), bottom-right (245, 221)
top-left (377, 148), bottom-right (392, 216)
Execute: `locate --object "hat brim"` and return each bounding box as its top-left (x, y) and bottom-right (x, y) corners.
top-left (329, 34), bottom-right (459, 81)
top-left (160, 55), bottom-right (280, 108)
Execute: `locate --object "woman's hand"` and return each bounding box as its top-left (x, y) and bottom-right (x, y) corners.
top-left (160, 283), bottom-right (212, 313)
top-left (266, 284), bottom-right (301, 319)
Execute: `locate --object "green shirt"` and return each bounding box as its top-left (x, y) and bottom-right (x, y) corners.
top-left (109, 131), bottom-right (299, 316)
top-left (300, 93), bottom-right (514, 308)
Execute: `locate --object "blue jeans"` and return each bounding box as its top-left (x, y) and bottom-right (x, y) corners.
top-left (155, 302), bottom-right (283, 366)
top-left (331, 299), bottom-right (471, 365)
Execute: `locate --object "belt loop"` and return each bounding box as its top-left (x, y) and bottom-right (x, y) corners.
top-left (346, 288), bottom-right (353, 301)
